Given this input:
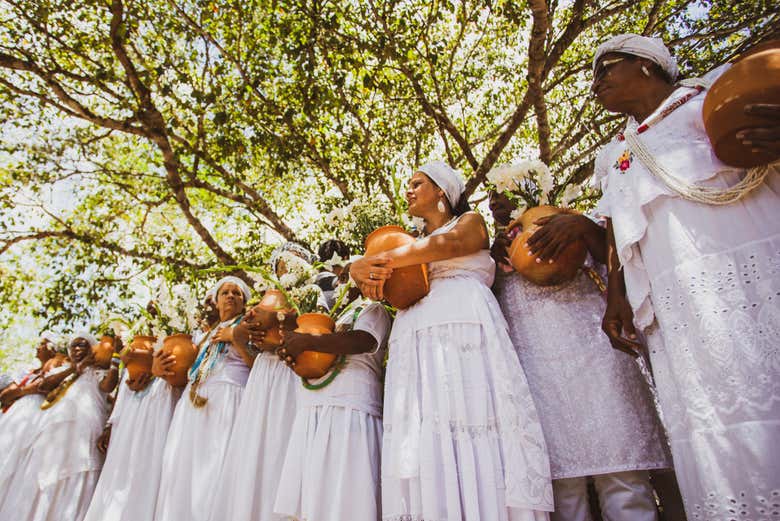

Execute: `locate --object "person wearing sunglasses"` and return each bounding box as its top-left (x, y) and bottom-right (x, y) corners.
top-left (592, 33), bottom-right (780, 519)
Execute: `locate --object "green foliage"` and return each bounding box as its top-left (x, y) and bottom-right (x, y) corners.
top-left (0, 0), bottom-right (774, 367)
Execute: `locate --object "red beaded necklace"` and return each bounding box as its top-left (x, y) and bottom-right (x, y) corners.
top-left (617, 85), bottom-right (704, 141)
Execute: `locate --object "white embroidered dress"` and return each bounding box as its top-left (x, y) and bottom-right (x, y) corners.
top-left (154, 319), bottom-right (249, 521)
top-left (83, 368), bottom-right (182, 521)
top-left (382, 213), bottom-right (554, 521)
top-left (0, 366), bottom-right (110, 521)
top-left (595, 84), bottom-right (780, 519)
top-left (494, 265), bottom-right (671, 480)
top-left (274, 298), bottom-right (391, 521)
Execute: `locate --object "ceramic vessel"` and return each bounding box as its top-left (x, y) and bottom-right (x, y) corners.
top-left (122, 335), bottom-right (156, 383)
top-left (703, 40), bottom-right (780, 168)
top-left (161, 333), bottom-right (196, 387)
top-left (507, 206), bottom-right (587, 286)
top-left (93, 335), bottom-right (115, 368)
top-left (364, 225), bottom-right (429, 309)
top-left (293, 313), bottom-right (336, 379)
top-left (254, 289), bottom-right (294, 346)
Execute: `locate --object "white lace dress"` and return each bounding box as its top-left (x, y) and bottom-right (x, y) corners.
top-left (274, 298), bottom-right (391, 521)
top-left (382, 214), bottom-right (554, 521)
top-left (83, 370), bottom-right (182, 521)
top-left (0, 366), bottom-right (110, 521)
top-left (154, 321), bottom-right (250, 521)
top-left (494, 266), bottom-right (671, 479)
top-left (596, 84), bottom-right (780, 520)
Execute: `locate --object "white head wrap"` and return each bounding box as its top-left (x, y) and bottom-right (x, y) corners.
top-left (593, 33), bottom-right (679, 82)
top-left (71, 331), bottom-right (98, 347)
top-left (39, 331), bottom-right (61, 347)
top-left (270, 242), bottom-right (317, 273)
top-left (417, 161), bottom-right (465, 208)
top-left (209, 276), bottom-right (251, 303)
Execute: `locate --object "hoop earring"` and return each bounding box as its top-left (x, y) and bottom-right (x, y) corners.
top-left (641, 65), bottom-right (651, 77)
top-left (437, 200), bottom-right (446, 213)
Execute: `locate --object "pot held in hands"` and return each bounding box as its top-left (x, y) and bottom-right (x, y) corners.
top-left (507, 205), bottom-right (587, 286)
top-left (160, 333), bottom-right (197, 387)
top-left (122, 335), bottom-right (156, 386)
top-left (364, 225), bottom-right (429, 309)
top-left (292, 313), bottom-right (336, 379)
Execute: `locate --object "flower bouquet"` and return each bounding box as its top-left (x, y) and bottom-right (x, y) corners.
top-left (487, 160), bottom-right (587, 286)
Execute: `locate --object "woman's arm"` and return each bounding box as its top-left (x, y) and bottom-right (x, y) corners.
top-left (279, 329), bottom-right (377, 360)
top-left (38, 365), bottom-right (76, 393)
top-left (526, 213), bottom-right (607, 264)
top-left (351, 213), bottom-right (489, 299)
top-left (213, 326), bottom-right (257, 368)
top-left (99, 366), bottom-right (119, 394)
top-left (601, 218), bottom-right (642, 357)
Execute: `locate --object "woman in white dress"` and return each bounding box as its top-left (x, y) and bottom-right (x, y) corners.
top-left (0, 334), bottom-right (67, 506)
top-left (208, 242), bottom-right (320, 521)
top-left (154, 276), bottom-right (254, 521)
top-left (83, 342), bottom-right (184, 520)
top-left (489, 191), bottom-right (671, 521)
top-left (592, 34), bottom-right (780, 519)
top-left (352, 161), bottom-right (553, 521)
top-left (273, 282), bottom-right (391, 521)
top-left (0, 332), bottom-right (117, 521)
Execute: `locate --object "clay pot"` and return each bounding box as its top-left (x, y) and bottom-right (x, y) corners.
top-left (507, 206), bottom-right (587, 286)
top-left (93, 335), bottom-right (115, 368)
top-left (253, 289), bottom-right (294, 346)
top-left (292, 313), bottom-right (336, 379)
top-left (161, 334), bottom-right (196, 387)
top-left (703, 40), bottom-right (780, 168)
top-left (122, 335), bottom-right (156, 383)
top-left (364, 225), bottom-right (430, 309)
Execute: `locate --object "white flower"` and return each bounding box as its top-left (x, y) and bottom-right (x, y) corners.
top-left (532, 162), bottom-right (554, 204)
top-left (561, 184), bottom-right (581, 208)
top-left (487, 164), bottom-right (527, 193)
top-left (323, 251), bottom-right (348, 271)
top-left (509, 206), bottom-right (526, 222)
top-left (411, 216), bottom-right (426, 232)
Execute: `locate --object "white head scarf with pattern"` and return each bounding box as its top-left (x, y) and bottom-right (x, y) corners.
top-left (593, 33), bottom-right (679, 82)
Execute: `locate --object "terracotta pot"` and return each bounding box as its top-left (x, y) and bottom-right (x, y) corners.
top-left (507, 206), bottom-right (587, 286)
top-left (123, 335), bottom-right (156, 383)
top-left (364, 225), bottom-right (430, 309)
top-left (703, 40), bottom-right (780, 168)
top-left (292, 313), bottom-right (337, 379)
top-left (253, 289), bottom-right (294, 346)
top-left (93, 335), bottom-right (115, 368)
top-left (161, 334), bottom-right (196, 387)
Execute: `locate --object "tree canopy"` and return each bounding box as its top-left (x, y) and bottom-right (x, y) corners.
top-left (0, 0), bottom-right (775, 368)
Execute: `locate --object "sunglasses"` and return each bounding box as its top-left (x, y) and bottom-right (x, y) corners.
top-left (593, 57), bottom-right (626, 82)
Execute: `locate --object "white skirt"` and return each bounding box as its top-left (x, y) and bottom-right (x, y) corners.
top-left (0, 393), bottom-right (44, 505)
top-left (382, 277), bottom-right (553, 521)
top-left (154, 379), bottom-right (243, 521)
top-left (83, 378), bottom-right (180, 521)
top-left (274, 404), bottom-right (382, 521)
top-left (0, 368), bottom-right (108, 521)
top-left (209, 352), bottom-right (299, 521)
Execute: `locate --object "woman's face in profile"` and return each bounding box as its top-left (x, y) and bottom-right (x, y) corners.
top-left (406, 172), bottom-right (441, 216)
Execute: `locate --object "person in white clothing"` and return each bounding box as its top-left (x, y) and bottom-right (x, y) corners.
top-left (352, 161), bottom-right (553, 521)
top-left (592, 34), bottom-right (780, 519)
top-left (273, 280), bottom-right (391, 521)
top-left (207, 242), bottom-right (323, 521)
top-left (490, 190), bottom-right (673, 521)
top-left (154, 276), bottom-right (254, 521)
top-left (0, 332), bottom-right (117, 521)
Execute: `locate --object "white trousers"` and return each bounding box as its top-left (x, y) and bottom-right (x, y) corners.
top-left (551, 471), bottom-right (658, 521)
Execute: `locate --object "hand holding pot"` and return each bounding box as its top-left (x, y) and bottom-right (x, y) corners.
top-left (126, 371), bottom-right (152, 392)
top-left (152, 350), bottom-right (176, 378)
top-left (738, 103), bottom-right (780, 155)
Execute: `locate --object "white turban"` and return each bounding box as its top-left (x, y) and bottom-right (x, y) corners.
top-left (39, 331), bottom-right (61, 346)
top-left (417, 161), bottom-right (465, 208)
top-left (593, 33), bottom-right (679, 82)
top-left (71, 331), bottom-right (98, 347)
top-left (209, 276), bottom-right (251, 302)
